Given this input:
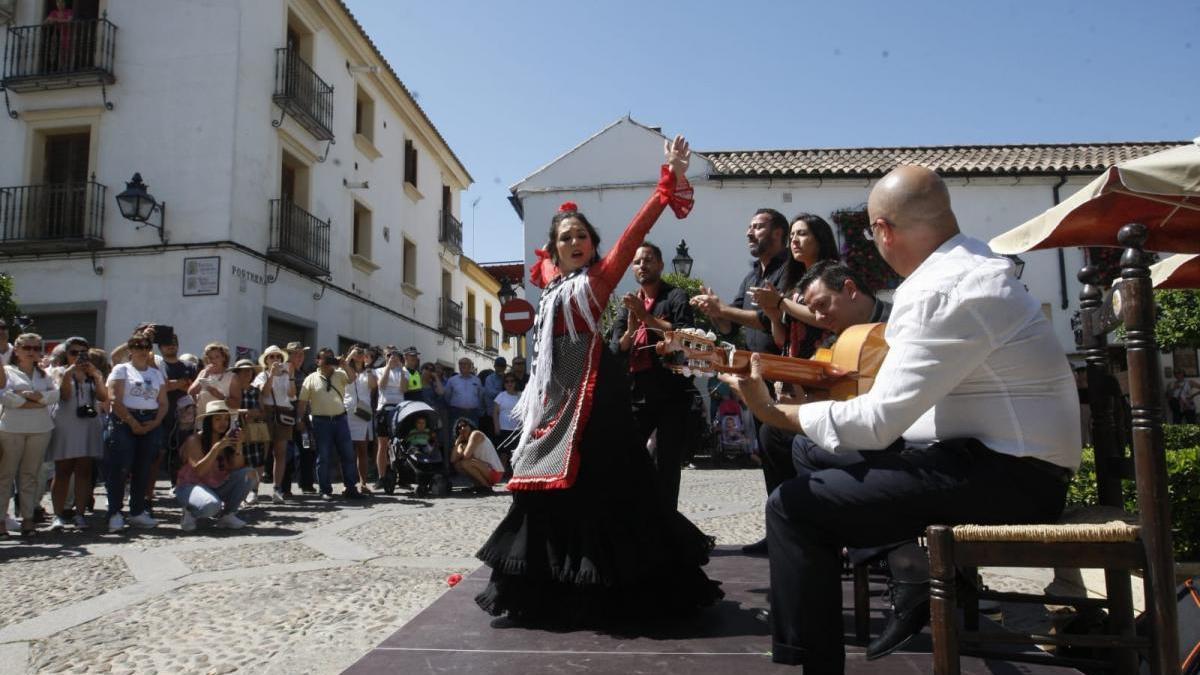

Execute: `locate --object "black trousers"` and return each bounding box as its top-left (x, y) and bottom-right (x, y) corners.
top-left (631, 378), bottom-right (692, 513)
top-left (759, 422), bottom-right (797, 495)
top-left (283, 422), bottom-right (316, 491)
top-left (765, 438), bottom-right (1069, 670)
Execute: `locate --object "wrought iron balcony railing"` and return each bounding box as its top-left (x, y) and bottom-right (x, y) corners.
top-left (0, 179), bottom-right (105, 251)
top-left (2, 17), bottom-right (117, 92)
top-left (269, 199), bottom-right (330, 278)
top-left (272, 47), bottom-right (334, 141)
top-left (438, 210), bottom-right (462, 254)
top-left (486, 329), bottom-right (500, 353)
top-left (465, 319), bottom-right (485, 346)
top-left (440, 297), bottom-right (463, 337)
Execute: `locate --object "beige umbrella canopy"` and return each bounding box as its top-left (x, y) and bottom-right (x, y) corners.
top-left (1150, 253), bottom-right (1200, 289)
top-left (990, 139), bottom-right (1200, 254)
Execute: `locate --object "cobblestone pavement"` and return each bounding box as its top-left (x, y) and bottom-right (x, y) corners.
top-left (0, 465), bottom-right (1067, 673)
top-left (0, 467), bottom-right (771, 674)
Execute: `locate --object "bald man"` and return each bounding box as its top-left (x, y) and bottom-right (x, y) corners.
top-left (724, 166), bottom-right (1081, 670)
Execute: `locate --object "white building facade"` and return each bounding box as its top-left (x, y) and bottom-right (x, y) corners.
top-left (510, 117), bottom-right (1186, 354)
top-left (0, 0), bottom-right (512, 370)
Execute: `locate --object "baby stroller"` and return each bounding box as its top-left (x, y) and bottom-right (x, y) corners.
top-left (714, 410), bottom-right (754, 466)
top-left (380, 400), bottom-right (450, 497)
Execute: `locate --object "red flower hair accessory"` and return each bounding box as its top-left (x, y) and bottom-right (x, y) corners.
top-left (558, 201), bottom-right (578, 213)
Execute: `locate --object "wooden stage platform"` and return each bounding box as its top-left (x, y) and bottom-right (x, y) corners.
top-left (345, 546), bottom-right (1079, 674)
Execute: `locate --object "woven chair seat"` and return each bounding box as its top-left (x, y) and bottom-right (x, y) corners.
top-left (951, 505), bottom-right (1140, 544)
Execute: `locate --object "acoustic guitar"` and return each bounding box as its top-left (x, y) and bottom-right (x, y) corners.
top-left (654, 323), bottom-right (889, 401)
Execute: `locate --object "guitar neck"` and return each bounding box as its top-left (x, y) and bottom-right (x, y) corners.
top-left (722, 351), bottom-right (851, 390)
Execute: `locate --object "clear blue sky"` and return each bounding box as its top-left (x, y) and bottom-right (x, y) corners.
top-left (344, 0), bottom-right (1199, 262)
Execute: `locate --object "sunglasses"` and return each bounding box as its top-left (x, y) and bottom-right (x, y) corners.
top-left (18, 344), bottom-right (42, 352)
top-left (67, 349), bottom-right (87, 356)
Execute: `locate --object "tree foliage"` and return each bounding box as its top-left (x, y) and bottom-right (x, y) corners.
top-left (1155, 289), bottom-right (1200, 351)
top-left (0, 273), bottom-right (20, 335)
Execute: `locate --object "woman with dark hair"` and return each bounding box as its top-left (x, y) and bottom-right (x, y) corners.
top-left (105, 331), bottom-right (168, 532)
top-left (754, 213), bottom-right (841, 358)
top-left (0, 333), bottom-right (59, 536)
top-left (475, 135), bottom-right (722, 628)
top-left (46, 336), bottom-right (108, 530)
top-left (175, 400), bottom-right (254, 531)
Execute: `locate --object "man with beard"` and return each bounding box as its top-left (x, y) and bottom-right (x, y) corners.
top-left (691, 208), bottom-right (794, 554)
top-left (610, 242), bottom-right (697, 512)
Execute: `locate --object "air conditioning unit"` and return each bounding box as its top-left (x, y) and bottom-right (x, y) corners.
top-left (0, 0), bottom-right (15, 25)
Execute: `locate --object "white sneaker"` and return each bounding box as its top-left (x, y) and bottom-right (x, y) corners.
top-left (180, 510), bottom-right (197, 532)
top-left (271, 488), bottom-right (285, 504)
top-left (49, 516), bottom-right (66, 531)
top-left (108, 513), bottom-right (126, 533)
top-left (215, 513), bottom-right (246, 530)
top-left (127, 512), bottom-right (158, 529)
top-left (245, 490), bottom-right (258, 506)
top-left (5, 515), bottom-right (19, 531)
top-left (73, 515), bottom-right (88, 530)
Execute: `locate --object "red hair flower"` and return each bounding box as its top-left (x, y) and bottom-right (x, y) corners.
top-left (558, 201), bottom-right (578, 213)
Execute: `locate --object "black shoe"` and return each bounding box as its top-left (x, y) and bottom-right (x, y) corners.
top-left (865, 581), bottom-right (930, 660)
top-left (472, 485), bottom-right (495, 496)
top-left (343, 489), bottom-right (366, 501)
top-left (742, 538), bottom-right (769, 556)
top-left (300, 485), bottom-right (317, 495)
top-left (754, 608), bottom-right (771, 624)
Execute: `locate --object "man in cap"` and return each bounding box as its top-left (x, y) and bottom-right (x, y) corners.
top-left (283, 341), bottom-right (316, 493)
top-left (401, 347), bottom-right (425, 402)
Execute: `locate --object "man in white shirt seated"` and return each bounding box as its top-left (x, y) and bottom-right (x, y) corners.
top-left (724, 165), bottom-right (1081, 671)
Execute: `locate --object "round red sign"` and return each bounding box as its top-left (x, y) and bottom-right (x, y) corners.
top-left (500, 298), bottom-right (536, 334)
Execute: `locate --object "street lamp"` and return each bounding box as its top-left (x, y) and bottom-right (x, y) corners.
top-left (1004, 253), bottom-right (1026, 279)
top-left (498, 277), bottom-right (517, 305)
top-left (672, 239), bottom-right (693, 277)
top-left (115, 173), bottom-right (167, 244)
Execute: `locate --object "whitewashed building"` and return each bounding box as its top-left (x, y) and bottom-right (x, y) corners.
top-left (509, 117), bottom-right (1187, 354)
top-left (0, 0), bottom-right (513, 370)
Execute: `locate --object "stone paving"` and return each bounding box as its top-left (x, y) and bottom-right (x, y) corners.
top-left (0, 467), bottom-right (772, 674)
top-left (0, 466), bottom-right (1070, 674)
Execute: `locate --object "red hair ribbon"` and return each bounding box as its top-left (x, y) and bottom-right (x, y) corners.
top-left (558, 201), bottom-right (578, 213)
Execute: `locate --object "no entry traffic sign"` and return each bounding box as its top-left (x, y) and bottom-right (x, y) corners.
top-left (500, 298), bottom-right (536, 334)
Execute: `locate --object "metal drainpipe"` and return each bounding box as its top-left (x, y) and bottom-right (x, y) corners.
top-left (1052, 174), bottom-right (1070, 309)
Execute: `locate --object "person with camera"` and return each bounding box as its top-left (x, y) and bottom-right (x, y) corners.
top-left (282, 341), bottom-right (315, 494)
top-left (450, 417), bottom-right (504, 495)
top-left (157, 331), bottom-right (195, 485)
top-left (255, 345), bottom-right (296, 503)
top-left (0, 333), bottom-right (59, 536)
top-left (105, 331), bottom-right (169, 532)
top-left (342, 346), bottom-right (377, 495)
top-left (175, 400), bottom-right (255, 531)
top-left (230, 358), bottom-right (268, 505)
top-left (373, 347), bottom-right (406, 491)
top-left (187, 342), bottom-right (234, 430)
top-left (45, 337), bottom-right (107, 530)
top-left (296, 350), bottom-right (364, 501)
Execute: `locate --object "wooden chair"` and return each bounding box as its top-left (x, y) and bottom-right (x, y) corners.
top-left (927, 224), bottom-right (1181, 675)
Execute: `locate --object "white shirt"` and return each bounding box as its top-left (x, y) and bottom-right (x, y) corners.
top-left (108, 362), bottom-right (166, 411)
top-left (493, 390), bottom-right (521, 431)
top-left (253, 370), bottom-right (293, 410)
top-left (0, 365), bottom-right (59, 433)
top-left (344, 371), bottom-right (374, 414)
top-left (797, 234), bottom-right (1082, 470)
top-left (375, 366), bottom-right (407, 407)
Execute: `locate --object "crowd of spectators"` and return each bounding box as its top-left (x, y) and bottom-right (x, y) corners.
top-left (0, 321), bottom-right (522, 537)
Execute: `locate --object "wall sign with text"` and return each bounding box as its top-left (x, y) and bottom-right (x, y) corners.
top-left (183, 256), bottom-right (221, 296)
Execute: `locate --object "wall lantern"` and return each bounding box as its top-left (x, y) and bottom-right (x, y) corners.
top-left (115, 173), bottom-right (167, 244)
top-left (1004, 253), bottom-right (1026, 279)
top-left (672, 239), bottom-right (693, 277)
top-left (498, 277), bottom-right (518, 305)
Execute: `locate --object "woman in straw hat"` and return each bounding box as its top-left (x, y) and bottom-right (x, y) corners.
top-left (175, 400), bottom-right (255, 531)
top-left (255, 345), bottom-right (296, 503)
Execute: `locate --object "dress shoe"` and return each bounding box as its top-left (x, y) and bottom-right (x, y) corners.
top-left (742, 538), bottom-right (768, 556)
top-left (866, 580), bottom-right (930, 660)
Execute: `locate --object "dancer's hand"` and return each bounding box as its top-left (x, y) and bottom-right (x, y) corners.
top-left (665, 135), bottom-right (690, 176)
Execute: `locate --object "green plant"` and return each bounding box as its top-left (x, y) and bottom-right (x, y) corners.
top-left (662, 272), bottom-right (713, 333)
top-left (0, 273), bottom-right (20, 331)
top-left (1164, 424), bottom-right (1200, 452)
top-left (1067, 446), bottom-right (1200, 561)
top-left (1153, 289), bottom-right (1200, 352)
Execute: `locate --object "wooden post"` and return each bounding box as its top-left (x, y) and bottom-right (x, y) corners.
top-left (1117, 223), bottom-right (1180, 675)
top-left (927, 525), bottom-right (961, 675)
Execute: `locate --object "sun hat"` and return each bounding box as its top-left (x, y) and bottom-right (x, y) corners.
top-left (285, 341), bottom-right (309, 353)
top-left (198, 400), bottom-right (234, 418)
top-left (258, 345), bottom-right (287, 369)
top-left (231, 358), bottom-right (261, 372)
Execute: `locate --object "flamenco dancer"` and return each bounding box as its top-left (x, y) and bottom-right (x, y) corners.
top-left (475, 135), bottom-right (724, 628)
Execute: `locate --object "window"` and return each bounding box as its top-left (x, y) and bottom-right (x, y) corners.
top-left (355, 86), bottom-right (375, 143)
top-left (404, 139), bottom-right (418, 187)
top-left (352, 201), bottom-right (372, 259)
top-left (484, 302), bottom-right (495, 350)
top-left (280, 149), bottom-right (310, 209)
top-left (466, 290), bottom-right (477, 344)
top-left (403, 238), bottom-right (417, 286)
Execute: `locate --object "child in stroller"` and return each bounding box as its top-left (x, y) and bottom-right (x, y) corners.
top-left (380, 400), bottom-right (450, 497)
top-left (714, 394), bottom-right (755, 465)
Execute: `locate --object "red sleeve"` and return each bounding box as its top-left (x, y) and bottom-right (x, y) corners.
top-left (592, 166), bottom-right (693, 290)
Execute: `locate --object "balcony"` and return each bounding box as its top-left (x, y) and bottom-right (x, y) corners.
top-left (439, 297), bottom-right (463, 337)
top-left (0, 180), bottom-right (105, 252)
top-left (2, 17), bottom-right (117, 93)
top-left (438, 210), bottom-right (462, 254)
top-left (465, 319), bottom-right (485, 346)
top-left (272, 47), bottom-right (334, 141)
top-left (269, 199), bottom-right (330, 278)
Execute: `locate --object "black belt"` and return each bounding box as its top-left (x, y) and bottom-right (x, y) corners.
top-left (310, 413), bottom-right (346, 420)
top-left (1020, 455), bottom-right (1074, 484)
